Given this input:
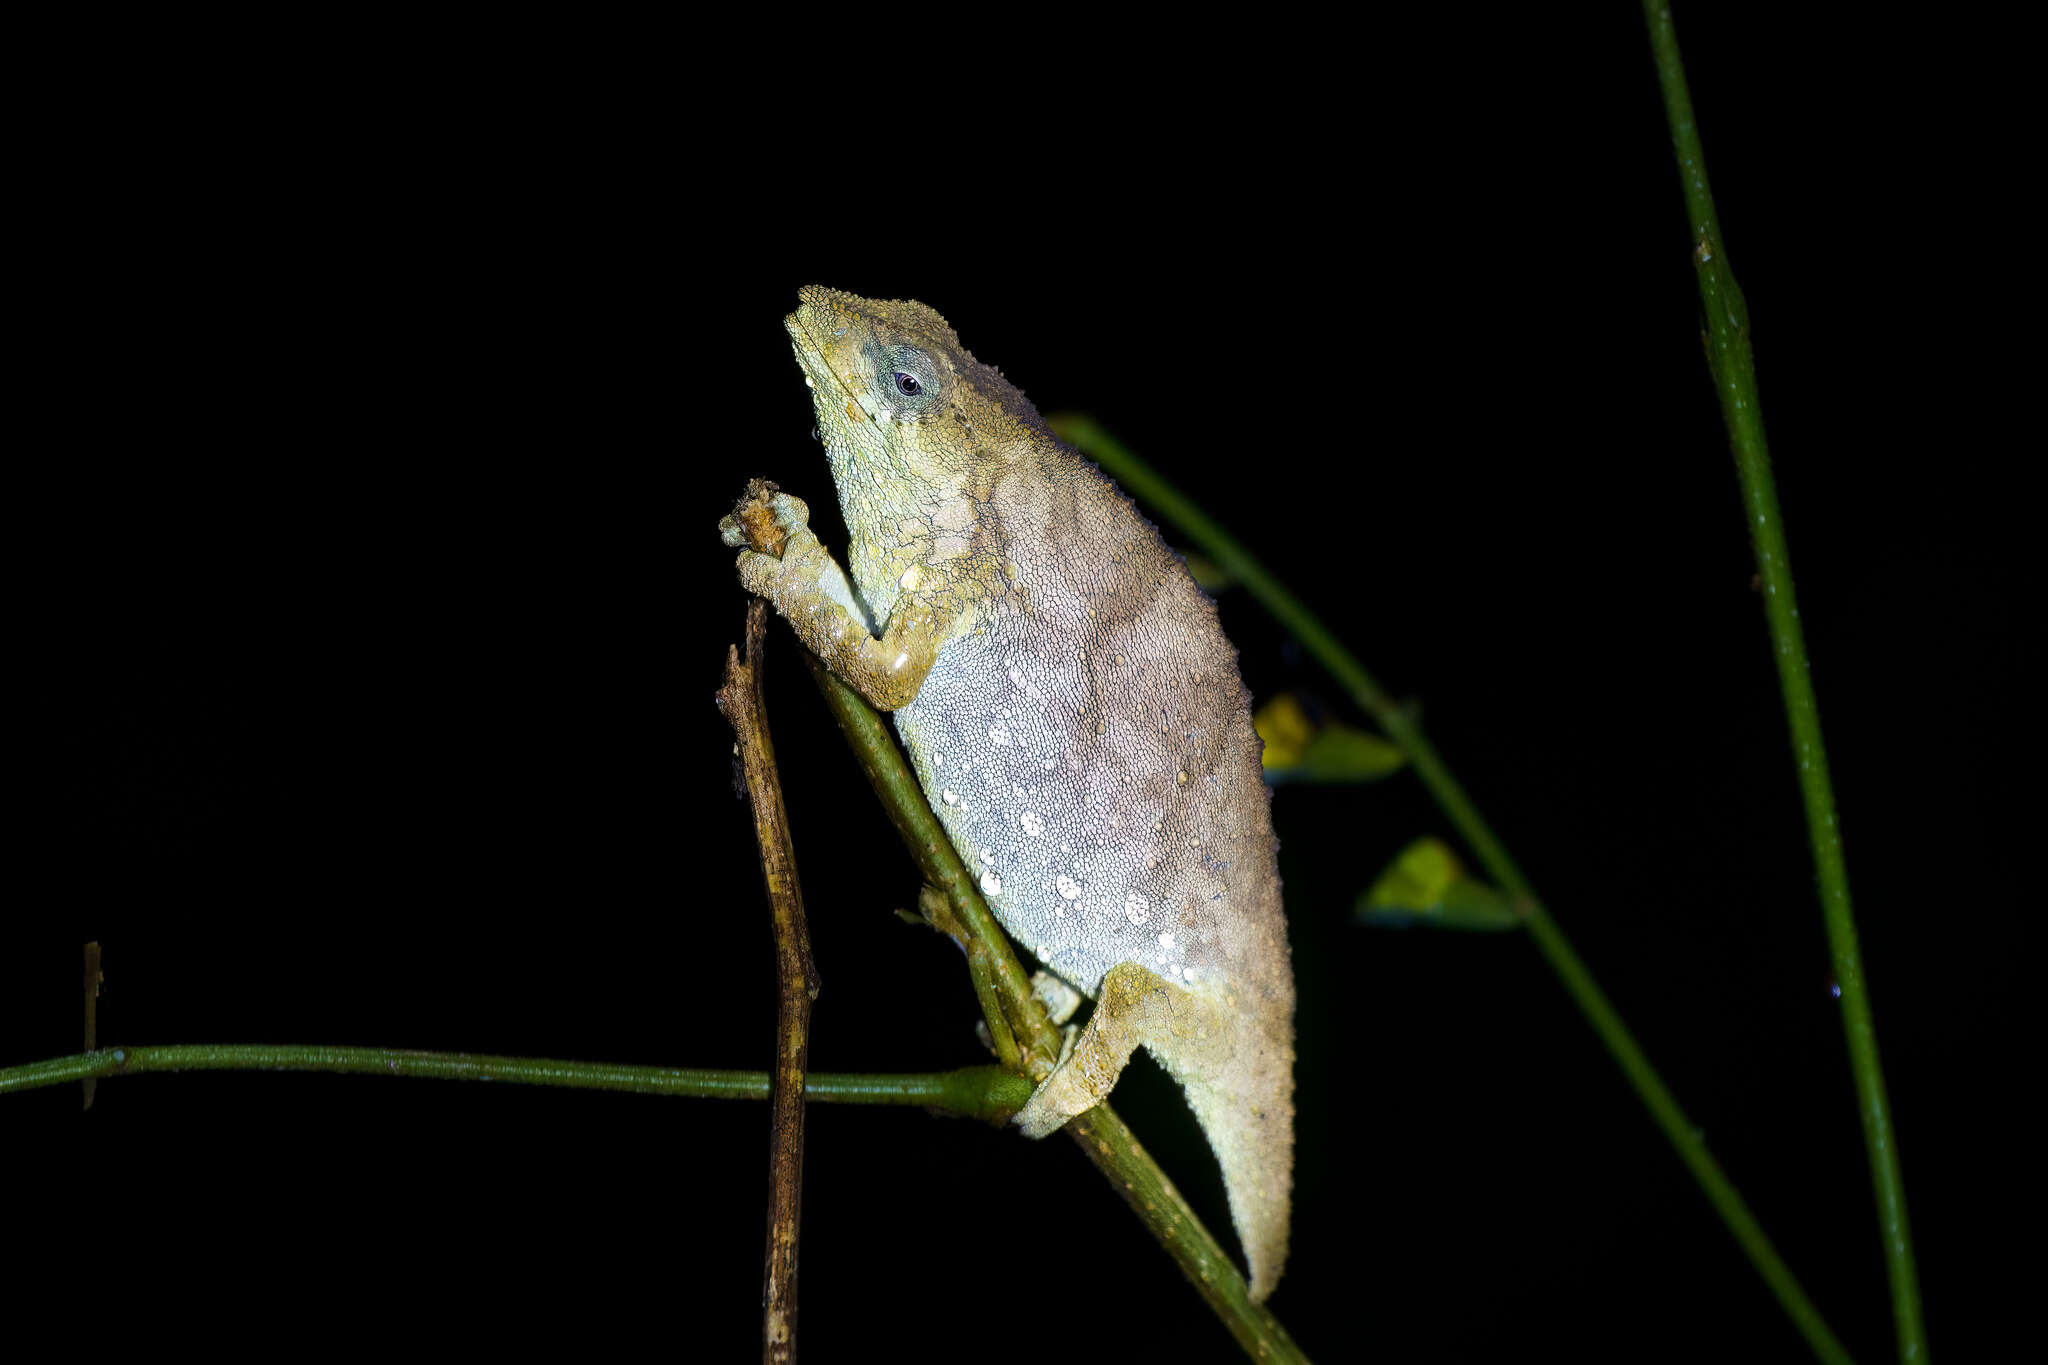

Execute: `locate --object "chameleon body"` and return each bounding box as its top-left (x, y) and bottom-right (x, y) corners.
top-left (722, 286), bottom-right (1294, 1299)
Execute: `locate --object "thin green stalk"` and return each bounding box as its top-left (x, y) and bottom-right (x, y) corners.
top-left (0, 1044), bottom-right (1029, 1120)
top-left (1052, 413), bottom-right (1853, 1365)
top-left (801, 653), bottom-right (1306, 1364)
top-left (1644, 8), bottom-right (1924, 1362)
top-left (801, 652), bottom-right (1060, 1082)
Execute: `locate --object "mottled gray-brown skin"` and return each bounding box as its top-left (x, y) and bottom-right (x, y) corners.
top-left (721, 286), bottom-right (1293, 1300)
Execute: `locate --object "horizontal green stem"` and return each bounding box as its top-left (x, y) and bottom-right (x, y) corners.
top-left (0, 1045), bottom-right (1030, 1121)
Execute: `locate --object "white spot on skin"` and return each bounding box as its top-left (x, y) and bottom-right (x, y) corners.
top-left (1021, 811), bottom-right (1046, 836)
top-left (1159, 932), bottom-right (1174, 949)
top-left (1124, 892), bottom-right (1150, 924)
top-left (942, 789), bottom-right (959, 805)
top-left (1056, 875), bottom-right (1082, 901)
top-left (989, 722), bottom-right (1012, 746)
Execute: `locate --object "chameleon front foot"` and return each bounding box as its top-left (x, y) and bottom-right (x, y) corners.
top-left (718, 477), bottom-right (811, 556)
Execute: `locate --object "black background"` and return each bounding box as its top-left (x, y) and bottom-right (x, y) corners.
top-left (10, 9), bottom-right (2021, 1363)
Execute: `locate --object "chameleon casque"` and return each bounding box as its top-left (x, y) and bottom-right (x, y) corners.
top-left (721, 286), bottom-right (1294, 1300)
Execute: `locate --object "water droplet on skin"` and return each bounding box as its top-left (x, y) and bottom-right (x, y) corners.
top-left (942, 789), bottom-right (959, 805)
top-left (980, 870), bottom-right (1002, 896)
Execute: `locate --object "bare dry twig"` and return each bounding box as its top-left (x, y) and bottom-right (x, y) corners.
top-left (717, 601), bottom-right (823, 1365)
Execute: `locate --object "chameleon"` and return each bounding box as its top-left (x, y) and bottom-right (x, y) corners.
top-left (720, 286), bottom-right (1294, 1301)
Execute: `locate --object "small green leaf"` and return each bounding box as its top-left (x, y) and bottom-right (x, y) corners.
top-left (1180, 550), bottom-right (1235, 593)
top-left (1255, 693), bottom-right (1314, 768)
top-left (1357, 837), bottom-right (1523, 931)
top-left (1292, 726), bottom-right (1407, 782)
top-left (1256, 693), bottom-right (1406, 783)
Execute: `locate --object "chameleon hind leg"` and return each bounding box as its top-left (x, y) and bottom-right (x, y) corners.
top-left (1015, 961), bottom-right (1227, 1138)
top-left (1015, 960), bottom-right (1294, 1302)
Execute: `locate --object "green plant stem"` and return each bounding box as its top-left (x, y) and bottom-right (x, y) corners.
top-left (1644, 8), bottom-right (1924, 1362)
top-left (801, 653), bottom-right (1306, 1364)
top-left (0, 1045), bottom-right (1030, 1120)
top-left (1050, 413), bottom-right (1853, 1364)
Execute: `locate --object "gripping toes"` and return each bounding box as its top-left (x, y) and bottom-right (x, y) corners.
top-left (724, 479), bottom-right (826, 601)
top-left (1015, 1065), bottom-right (1095, 1139)
top-left (720, 478), bottom-right (813, 557)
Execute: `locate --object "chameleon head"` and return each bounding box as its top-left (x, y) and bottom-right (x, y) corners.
top-left (783, 285), bottom-right (1050, 499)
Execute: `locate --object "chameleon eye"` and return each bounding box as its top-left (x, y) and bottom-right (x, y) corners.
top-left (876, 344), bottom-right (938, 413)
